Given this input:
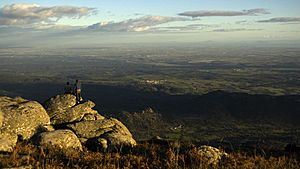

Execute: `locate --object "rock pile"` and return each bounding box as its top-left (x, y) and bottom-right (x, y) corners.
top-left (0, 94), bottom-right (136, 153)
top-left (44, 94), bottom-right (136, 150)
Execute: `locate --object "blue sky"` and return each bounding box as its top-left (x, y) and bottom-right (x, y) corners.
top-left (0, 0), bottom-right (300, 47)
top-left (1, 0), bottom-right (300, 25)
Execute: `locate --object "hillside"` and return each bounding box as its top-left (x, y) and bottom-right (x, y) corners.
top-left (1, 83), bottom-right (299, 124)
top-left (0, 92), bottom-right (299, 168)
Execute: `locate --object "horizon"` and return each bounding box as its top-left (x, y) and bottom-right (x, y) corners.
top-left (0, 0), bottom-right (300, 47)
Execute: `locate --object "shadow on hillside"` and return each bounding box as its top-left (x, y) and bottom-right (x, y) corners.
top-left (0, 82), bottom-right (299, 125)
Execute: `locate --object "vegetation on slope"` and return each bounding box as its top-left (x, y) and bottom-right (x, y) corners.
top-left (0, 141), bottom-right (299, 169)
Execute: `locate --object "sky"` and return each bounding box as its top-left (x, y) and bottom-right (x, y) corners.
top-left (0, 0), bottom-right (300, 47)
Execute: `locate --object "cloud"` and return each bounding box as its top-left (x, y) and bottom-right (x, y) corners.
top-left (152, 26), bottom-right (197, 32)
top-left (87, 15), bottom-right (190, 32)
top-left (178, 8), bottom-right (270, 18)
top-left (0, 3), bottom-right (96, 26)
top-left (212, 28), bottom-right (263, 32)
top-left (257, 17), bottom-right (300, 23)
top-left (153, 24), bottom-right (217, 32)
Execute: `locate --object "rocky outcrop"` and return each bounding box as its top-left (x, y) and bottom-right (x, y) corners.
top-left (117, 108), bottom-right (169, 140)
top-left (44, 94), bottom-right (104, 125)
top-left (44, 94), bottom-right (136, 149)
top-left (0, 96), bottom-right (50, 140)
top-left (38, 129), bottom-right (82, 152)
top-left (0, 94), bottom-right (136, 152)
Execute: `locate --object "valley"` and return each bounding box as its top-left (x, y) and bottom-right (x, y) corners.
top-left (0, 46), bottom-right (299, 152)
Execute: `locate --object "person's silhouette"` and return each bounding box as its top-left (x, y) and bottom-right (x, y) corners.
top-left (64, 82), bottom-right (73, 94)
top-left (74, 80), bottom-right (82, 104)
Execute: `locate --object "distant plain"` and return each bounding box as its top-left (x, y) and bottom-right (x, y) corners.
top-left (0, 45), bottom-right (299, 151)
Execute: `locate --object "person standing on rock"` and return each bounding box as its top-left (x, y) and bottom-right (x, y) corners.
top-left (74, 80), bottom-right (82, 104)
top-left (64, 82), bottom-right (73, 94)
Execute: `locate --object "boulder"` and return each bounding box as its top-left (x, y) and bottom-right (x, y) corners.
top-left (44, 94), bottom-right (104, 125)
top-left (189, 145), bottom-right (228, 166)
top-left (67, 118), bottom-right (115, 138)
top-left (0, 96), bottom-right (50, 140)
top-left (44, 94), bottom-right (76, 118)
top-left (102, 118), bottom-right (137, 147)
top-left (38, 129), bottom-right (82, 151)
top-left (0, 132), bottom-right (18, 152)
top-left (67, 118), bottom-right (136, 147)
top-left (0, 96), bottom-right (27, 107)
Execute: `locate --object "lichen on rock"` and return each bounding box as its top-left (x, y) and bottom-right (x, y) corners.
top-left (0, 132), bottom-right (18, 152)
top-left (44, 94), bottom-right (104, 125)
top-left (38, 129), bottom-right (83, 152)
top-left (0, 96), bottom-right (50, 140)
top-left (67, 117), bottom-right (137, 148)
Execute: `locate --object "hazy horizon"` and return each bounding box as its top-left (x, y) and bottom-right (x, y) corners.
top-left (1, 0), bottom-right (300, 48)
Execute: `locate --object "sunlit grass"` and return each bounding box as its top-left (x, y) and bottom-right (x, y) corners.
top-left (0, 142), bottom-right (299, 169)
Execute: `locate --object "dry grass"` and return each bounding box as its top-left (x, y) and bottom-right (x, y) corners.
top-left (0, 142), bottom-right (299, 169)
